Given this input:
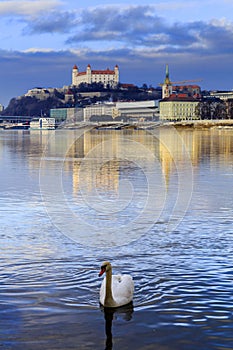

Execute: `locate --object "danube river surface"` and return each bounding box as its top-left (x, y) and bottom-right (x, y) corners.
top-left (0, 127), bottom-right (233, 350)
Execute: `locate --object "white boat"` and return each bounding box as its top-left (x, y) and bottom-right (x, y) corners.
top-left (30, 117), bottom-right (56, 130)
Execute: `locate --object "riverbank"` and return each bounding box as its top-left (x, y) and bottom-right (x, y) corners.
top-left (168, 119), bottom-right (233, 129)
top-left (60, 119), bottom-right (233, 130)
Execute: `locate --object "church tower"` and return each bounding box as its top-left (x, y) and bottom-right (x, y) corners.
top-left (162, 64), bottom-right (173, 98)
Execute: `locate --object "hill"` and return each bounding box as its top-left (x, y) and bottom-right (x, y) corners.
top-left (1, 84), bottom-right (162, 117)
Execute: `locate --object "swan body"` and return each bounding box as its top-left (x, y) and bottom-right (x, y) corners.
top-left (99, 261), bottom-right (134, 308)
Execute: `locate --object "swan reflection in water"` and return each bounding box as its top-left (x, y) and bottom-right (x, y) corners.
top-left (101, 302), bottom-right (134, 350)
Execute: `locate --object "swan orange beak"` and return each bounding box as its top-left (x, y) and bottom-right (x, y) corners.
top-left (99, 266), bottom-right (106, 277)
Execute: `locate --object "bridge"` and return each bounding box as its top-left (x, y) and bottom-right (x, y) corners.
top-left (0, 115), bottom-right (33, 123)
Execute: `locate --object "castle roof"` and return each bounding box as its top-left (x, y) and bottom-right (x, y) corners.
top-left (73, 64), bottom-right (118, 77)
top-left (91, 69), bottom-right (115, 75)
top-left (76, 68), bottom-right (116, 76)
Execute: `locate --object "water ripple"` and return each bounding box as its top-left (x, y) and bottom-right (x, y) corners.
top-left (1, 129), bottom-right (233, 349)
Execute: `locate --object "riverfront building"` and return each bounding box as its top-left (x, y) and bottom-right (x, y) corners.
top-left (72, 64), bottom-right (119, 88)
top-left (50, 100), bottom-right (159, 123)
top-left (159, 64), bottom-right (201, 120)
top-left (50, 107), bottom-right (84, 123)
top-left (209, 91), bottom-right (233, 101)
top-left (161, 64), bottom-right (201, 99)
top-left (159, 95), bottom-right (200, 121)
top-left (115, 100), bottom-right (159, 121)
top-left (83, 100), bottom-right (159, 121)
top-left (83, 103), bottom-right (115, 121)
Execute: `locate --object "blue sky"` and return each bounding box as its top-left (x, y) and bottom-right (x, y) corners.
top-left (0, 0), bottom-right (233, 106)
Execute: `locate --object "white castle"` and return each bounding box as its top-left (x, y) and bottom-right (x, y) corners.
top-left (72, 64), bottom-right (119, 88)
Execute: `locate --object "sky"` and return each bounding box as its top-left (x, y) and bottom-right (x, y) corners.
top-left (0, 0), bottom-right (233, 106)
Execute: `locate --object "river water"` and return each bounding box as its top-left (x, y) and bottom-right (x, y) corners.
top-left (0, 127), bottom-right (233, 350)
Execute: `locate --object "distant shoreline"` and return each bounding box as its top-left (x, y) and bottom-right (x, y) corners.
top-left (163, 119), bottom-right (233, 129)
top-left (60, 119), bottom-right (233, 130)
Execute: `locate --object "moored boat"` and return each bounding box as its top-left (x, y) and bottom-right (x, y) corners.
top-left (30, 117), bottom-right (56, 130)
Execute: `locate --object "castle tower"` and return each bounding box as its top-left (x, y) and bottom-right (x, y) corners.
top-left (114, 64), bottom-right (119, 86)
top-left (72, 65), bottom-right (78, 86)
top-left (86, 64), bottom-right (91, 84)
top-left (162, 64), bottom-right (173, 99)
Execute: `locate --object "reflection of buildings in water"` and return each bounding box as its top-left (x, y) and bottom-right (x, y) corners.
top-left (158, 128), bottom-right (179, 185)
top-left (23, 128), bottom-right (233, 194)
top-left (83, 131), bottom-right (120, 194)
top-left (2, 130), bottom-right (58, 173)
top-left (158, 128), bottom-right (196, 187)
top-left (69, 128), bottom-right (233, 195)
top-left (69, 130), bottom-right (160, 195)
top-left (176, 128), bottom-right (233, 169)
top-left (68, 131), bottom-right (121, 194)
top-left (158, 142), bottom-right (174, 187)
top-left (210, 129), bottom-right (233, 167)
top-left (152, 127), bottom-right (233, 186)
top-left (28, 130), bottom-right (68, 174)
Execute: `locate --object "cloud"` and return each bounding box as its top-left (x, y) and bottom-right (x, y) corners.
top-left (0, 0), bottom-right (61, 17)
top-left (66, 6), bottom-right (165, 45)
top-left (24, 10), bottom-right (77, 34)
top-left (0, 3), bottom-right (233, 106)
top-left (63, 5), bottom-right (233, 56)
top-left (1, 3), bottom-right (233, 56)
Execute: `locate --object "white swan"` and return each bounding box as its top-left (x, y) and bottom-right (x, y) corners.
top-left (99, 261), bottom-right (134, 308)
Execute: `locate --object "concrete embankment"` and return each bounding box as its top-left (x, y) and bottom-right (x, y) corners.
top-left (167, 119), bottom-right (233, 129)
top-left (59, 119), bottom-right (233, 130)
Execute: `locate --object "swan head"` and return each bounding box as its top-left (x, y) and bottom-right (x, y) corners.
top-left (99, 261), bottom-right (111, 277)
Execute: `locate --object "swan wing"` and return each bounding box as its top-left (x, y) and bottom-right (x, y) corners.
top-left (112, 274), bottom-right (134, 306)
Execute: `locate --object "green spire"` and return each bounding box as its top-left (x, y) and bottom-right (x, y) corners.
top-left (166, 64), bottom-right (169, 78)
top-left (164, 64), bottom-right (171, 84)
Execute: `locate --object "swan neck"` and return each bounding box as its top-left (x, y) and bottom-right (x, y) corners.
top-left (105, 267), bottom-right (115, 306)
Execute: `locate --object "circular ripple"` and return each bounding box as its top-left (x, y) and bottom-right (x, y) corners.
top-left (39, 126), bottom-right (193, 247)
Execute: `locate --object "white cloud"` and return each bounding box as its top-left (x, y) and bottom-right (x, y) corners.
top-left (23, 47), bottom-right (55, 53)
top-left (0, 0), bottom-right (62, 17)
top-left (210, 17), bottom-right (233, 31)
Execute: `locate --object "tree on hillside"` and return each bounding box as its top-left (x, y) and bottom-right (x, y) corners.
top-left (1, 96), bottom-right (65, 117)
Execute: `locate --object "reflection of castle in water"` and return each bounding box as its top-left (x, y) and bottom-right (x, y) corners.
top-left (7, 128), bottom-right (231, 192)
top-left (63, 128), bottom-right (233, 194)
top-left (66, 130), bottom-right (160, 194)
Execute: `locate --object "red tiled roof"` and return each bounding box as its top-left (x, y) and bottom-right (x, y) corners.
top-left (91, 69), bottom-right (115, 74)
top-left (121, 83), bottom-right (136, 88)
top-left (77, 69), bottom-right (115, 76)
top-left (66, 90), bottom-right (73, 95)
top-left (177, 93), bottom-right (188, 98)
top-left (162, 94), bottom-right (199, 102)
top-left (173, 85), bottom-right (200, 89)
